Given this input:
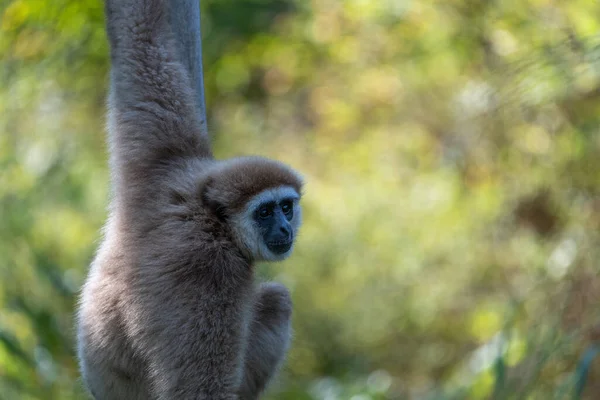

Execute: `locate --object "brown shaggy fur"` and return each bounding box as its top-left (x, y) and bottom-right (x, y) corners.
top-left (76, 1), bottom-right (303, 399)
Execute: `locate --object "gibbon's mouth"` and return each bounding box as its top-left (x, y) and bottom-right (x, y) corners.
top-left (266, 239), bottom-right (293, 254)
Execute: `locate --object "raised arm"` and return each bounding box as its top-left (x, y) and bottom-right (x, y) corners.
top-left (105, 0), bottom-right (212, 185)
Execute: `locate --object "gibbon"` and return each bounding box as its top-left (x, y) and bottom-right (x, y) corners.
top-left (76, 0), bottom-right (303, 399)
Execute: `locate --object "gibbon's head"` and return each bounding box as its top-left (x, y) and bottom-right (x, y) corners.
top-left (202, 157), bottom-right (303, 262)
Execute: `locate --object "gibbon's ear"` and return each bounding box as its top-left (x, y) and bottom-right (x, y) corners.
top-left (201, 177), bottom-right (230, 221)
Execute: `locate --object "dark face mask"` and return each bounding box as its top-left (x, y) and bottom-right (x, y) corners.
top-left (254, 198), bottom-right (294, 254)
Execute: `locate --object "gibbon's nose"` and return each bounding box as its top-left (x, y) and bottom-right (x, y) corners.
top-left (266, 216), bottom-right (293, 254)
top-left (279, 225), bottom-right (291, 238)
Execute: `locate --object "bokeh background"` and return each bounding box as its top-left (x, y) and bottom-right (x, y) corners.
top-left (2, 0), bottom-right (600, 399)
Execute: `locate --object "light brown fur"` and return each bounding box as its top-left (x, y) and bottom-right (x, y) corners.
top-left (76, 1), bottom-right (303, 399)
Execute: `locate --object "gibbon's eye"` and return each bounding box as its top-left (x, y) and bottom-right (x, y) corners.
top-left (258, 205), bottom-right (272, 219)
top-left (281, 200), bottom-right (293, 215)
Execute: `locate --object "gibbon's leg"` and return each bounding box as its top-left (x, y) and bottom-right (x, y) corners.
top-left (238, 283), bottom-right (293, 400)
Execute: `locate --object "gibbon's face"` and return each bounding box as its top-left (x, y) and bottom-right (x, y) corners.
top-left (254, 196), bottom-right (295, 254)
top-left (232, 186), bottom-right (302, 262)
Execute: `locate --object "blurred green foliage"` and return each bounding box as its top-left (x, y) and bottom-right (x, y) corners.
top-left (2, 0), bottom-right (600, 399)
